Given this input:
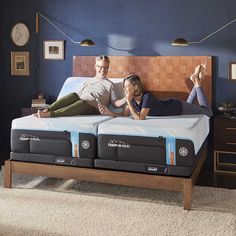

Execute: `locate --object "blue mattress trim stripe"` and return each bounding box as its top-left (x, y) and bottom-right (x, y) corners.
top-left (70, 131), bottom-right (79, 157)
top-left (166, 137), bottom-right (176, 165)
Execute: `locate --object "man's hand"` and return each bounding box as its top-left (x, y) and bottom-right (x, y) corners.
top-left (98, 104), bottom-right (111, 116)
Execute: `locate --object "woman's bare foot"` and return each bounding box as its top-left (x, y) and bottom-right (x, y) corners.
top-left (37, 110), bottom-right (51, 118)
top-left (190, 65), bottom-right (201, 83)
top-left (199, 62), bottom-right (207, 80)
top-left (190, 62), bottom-right (207, 86)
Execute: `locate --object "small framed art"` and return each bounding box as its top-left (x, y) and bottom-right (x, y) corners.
top-left (44, 40), bottom-right (64, 60)
top-left (10, 22), bottom-right (30, 47)
top-left (229, 62), bottom-right (236, 81)
top-left (11, 51), bottom-right (30, 76)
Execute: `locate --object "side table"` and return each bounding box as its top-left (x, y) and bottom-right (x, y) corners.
top-left (214, 116), bottom-right (236, 175)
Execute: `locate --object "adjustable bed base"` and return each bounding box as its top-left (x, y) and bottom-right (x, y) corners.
top-left (4, 145), bottom-right (207, 211)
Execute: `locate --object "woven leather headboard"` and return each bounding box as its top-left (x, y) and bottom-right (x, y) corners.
top-left (73, 56), bottom-right (212, 103)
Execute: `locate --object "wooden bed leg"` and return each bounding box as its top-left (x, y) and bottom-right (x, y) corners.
top-left (4, 160), bottom-right (12, 188)
top-left (183, 179), bottom-right (192, 210)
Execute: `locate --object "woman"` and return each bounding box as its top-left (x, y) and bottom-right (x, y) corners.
top-left (99, 63), bottom-right (212, 120)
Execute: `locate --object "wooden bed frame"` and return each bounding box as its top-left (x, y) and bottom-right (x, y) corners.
top-left (4, 56), bottom-right (212, 210)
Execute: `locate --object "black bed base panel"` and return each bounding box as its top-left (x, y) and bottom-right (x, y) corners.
top-left (98, 134), bottom-right (195, 166)
top-left (94, 159), bottom-right (194, 176)
top-left (11, 129), bottom-right (97, 159)
top-left (10, 152), bottom-right (93, 168)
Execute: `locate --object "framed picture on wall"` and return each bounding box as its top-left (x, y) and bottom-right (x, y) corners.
top-left (11, 51), bottom-right (30, 76)
top-left (44, 40), bottom-right (64, 60)
top-left (229, 62), bottom-right (236, 81)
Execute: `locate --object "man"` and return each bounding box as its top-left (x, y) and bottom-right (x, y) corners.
top-left (36, 55), bottom-right (125, 118)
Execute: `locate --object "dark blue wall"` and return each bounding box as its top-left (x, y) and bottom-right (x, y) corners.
top-left (1, 0), bottom-right (236, 149)
top-left (0, 5), bottom-right (3, 149)
top-left (1, 1), bottom-right (38, 149)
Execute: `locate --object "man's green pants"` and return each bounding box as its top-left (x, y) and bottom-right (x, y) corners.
top-left (47, 93), bottom-right (99, 117)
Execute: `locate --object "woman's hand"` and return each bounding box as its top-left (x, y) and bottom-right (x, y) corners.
top-left (125, 91), bottom-right (133, 104)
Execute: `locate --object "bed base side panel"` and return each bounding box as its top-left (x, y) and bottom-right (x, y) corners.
top-left (94, 159), bottom-right (193, 176)
top-left (10, 152), bottom-right (93, 167)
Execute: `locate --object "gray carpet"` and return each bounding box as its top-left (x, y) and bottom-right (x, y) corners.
top-left (0, 167), bottom-right (235, 236)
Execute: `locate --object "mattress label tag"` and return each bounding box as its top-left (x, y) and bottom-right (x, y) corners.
top-left (166, 137), bottom-right (176, 166)
top-left (70, 131), bottom-right (79, 157)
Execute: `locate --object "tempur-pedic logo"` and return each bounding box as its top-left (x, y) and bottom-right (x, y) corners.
top-left (81, 140), bottom-right (90, 149)
top-left (108, 139), bottom-right (130, 148)
top-left (179, 147), bottom-right (188, 157)
top-left (20, 134), bottom-right (40, 141)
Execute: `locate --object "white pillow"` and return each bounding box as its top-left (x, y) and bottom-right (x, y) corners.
top-left (109, 78), bottom-right (124, 99)
top-left (57, 77), bottom-right (124, 100)
top-left (57, 77), bottom-right (91, 100)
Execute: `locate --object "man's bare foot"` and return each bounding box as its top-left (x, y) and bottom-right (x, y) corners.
top-left (37, 110), bottom-right (51, 118)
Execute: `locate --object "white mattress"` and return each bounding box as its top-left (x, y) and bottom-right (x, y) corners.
top-left (12, 115), bottom-right (112, 135)
top-left (98, 114), bottom-right (210, 154)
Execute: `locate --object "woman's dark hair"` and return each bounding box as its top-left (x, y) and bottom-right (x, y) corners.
top-left (123, 74), bottom-right (143, 96)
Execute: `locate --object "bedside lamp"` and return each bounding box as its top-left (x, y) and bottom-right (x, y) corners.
top-left (172, 17), bottom-right (236, 46)
top-left (36, 12), bottom-right (95, 46)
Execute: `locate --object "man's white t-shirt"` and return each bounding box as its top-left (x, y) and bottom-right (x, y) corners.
top-left (77, 77), bottom-right (118, 108)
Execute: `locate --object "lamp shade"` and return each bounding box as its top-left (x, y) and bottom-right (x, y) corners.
top-left (80, 39), bottom-right (95, 46)
top-left (171, 38), bottom-right (189, 46)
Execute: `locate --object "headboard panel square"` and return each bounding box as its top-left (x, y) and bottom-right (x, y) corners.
top-left (73, 56), bottom-right (212, 103)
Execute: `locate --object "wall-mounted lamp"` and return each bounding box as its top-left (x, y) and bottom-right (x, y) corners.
top-left (172, 17), bottom-right (236, 46)
top-left (35, 12), bottom-right (95, 46)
